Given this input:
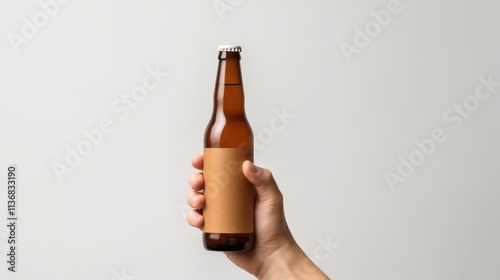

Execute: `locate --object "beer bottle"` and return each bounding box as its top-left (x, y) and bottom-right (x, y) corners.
top-left (203, 45), bottom-right (255, 251)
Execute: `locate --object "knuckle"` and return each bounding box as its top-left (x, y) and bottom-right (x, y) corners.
top-left (261, 168), bottom-right (274, 182)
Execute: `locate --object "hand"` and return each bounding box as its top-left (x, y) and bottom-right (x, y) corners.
top-left (186, 154), bottom-right (329, 279)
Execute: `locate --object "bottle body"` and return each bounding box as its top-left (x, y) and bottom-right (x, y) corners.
top-left (203, 46), bottom-right (255, 252)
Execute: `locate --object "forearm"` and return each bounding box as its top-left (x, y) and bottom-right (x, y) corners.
top-left (257, 241), bottom-right (330, 280)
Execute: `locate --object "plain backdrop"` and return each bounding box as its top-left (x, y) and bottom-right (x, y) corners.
top-left (1, 0), bottom-right (499, 279)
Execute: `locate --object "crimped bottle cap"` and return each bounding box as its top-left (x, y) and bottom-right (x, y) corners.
top-left (217, 45), bottom-right (242, 52)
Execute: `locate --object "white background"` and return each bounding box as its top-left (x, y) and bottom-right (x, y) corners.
top-left (1, 0), bottom-right (499, 279)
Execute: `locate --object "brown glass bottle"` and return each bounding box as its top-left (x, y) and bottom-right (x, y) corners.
top-left (203, 45), bottom-right (255, 252)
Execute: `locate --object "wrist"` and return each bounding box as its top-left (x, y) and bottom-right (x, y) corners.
top-left (257, 240), bottom-right (329, 280)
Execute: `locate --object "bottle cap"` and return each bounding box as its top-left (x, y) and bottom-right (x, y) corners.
top-left (217, 45), bottom-right (242, 52)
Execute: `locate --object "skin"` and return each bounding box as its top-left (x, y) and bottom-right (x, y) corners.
top-left (186, 154), bottom-right (330, 279)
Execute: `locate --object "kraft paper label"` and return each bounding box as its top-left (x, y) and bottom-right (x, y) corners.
top-left (203, 148), bottom-right (255, 234)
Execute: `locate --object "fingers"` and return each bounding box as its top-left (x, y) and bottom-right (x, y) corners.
top-left (191, 154), bottom-right (203, 170)
top-left (186, 209), bottom-right (204, 229)
top-left (189, 172), bottom-right (204, 192)
top-left (242, 160), bottom-right (282, 203)
top-left (186, 169), bottom-right (205, 229)
top-left (185, 187), bottom-right (205, 229)
top-left (186, 190), bottom-right (204, 228)
top-left (187, 190), bottom-right (205, 209)
top-left (187, 155), bottom-right (205, 229)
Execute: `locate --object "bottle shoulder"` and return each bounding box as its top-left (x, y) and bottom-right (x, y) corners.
top-left (204, 118), bottom-right (253, 148)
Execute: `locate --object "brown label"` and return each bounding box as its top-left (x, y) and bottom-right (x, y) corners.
top-left (203, 148), bottom-right (255, 234)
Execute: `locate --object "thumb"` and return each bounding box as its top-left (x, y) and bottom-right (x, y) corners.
top-left (242, 161), bottom-right (282, 202)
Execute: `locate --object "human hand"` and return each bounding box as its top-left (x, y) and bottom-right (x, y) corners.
top-left (186, 154), bottom-right (329, 279)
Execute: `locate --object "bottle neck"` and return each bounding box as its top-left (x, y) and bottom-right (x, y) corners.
top-left (217, 51), bottom-right (242, 85)
top-left (213, 52), bottom-right (245, 118)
